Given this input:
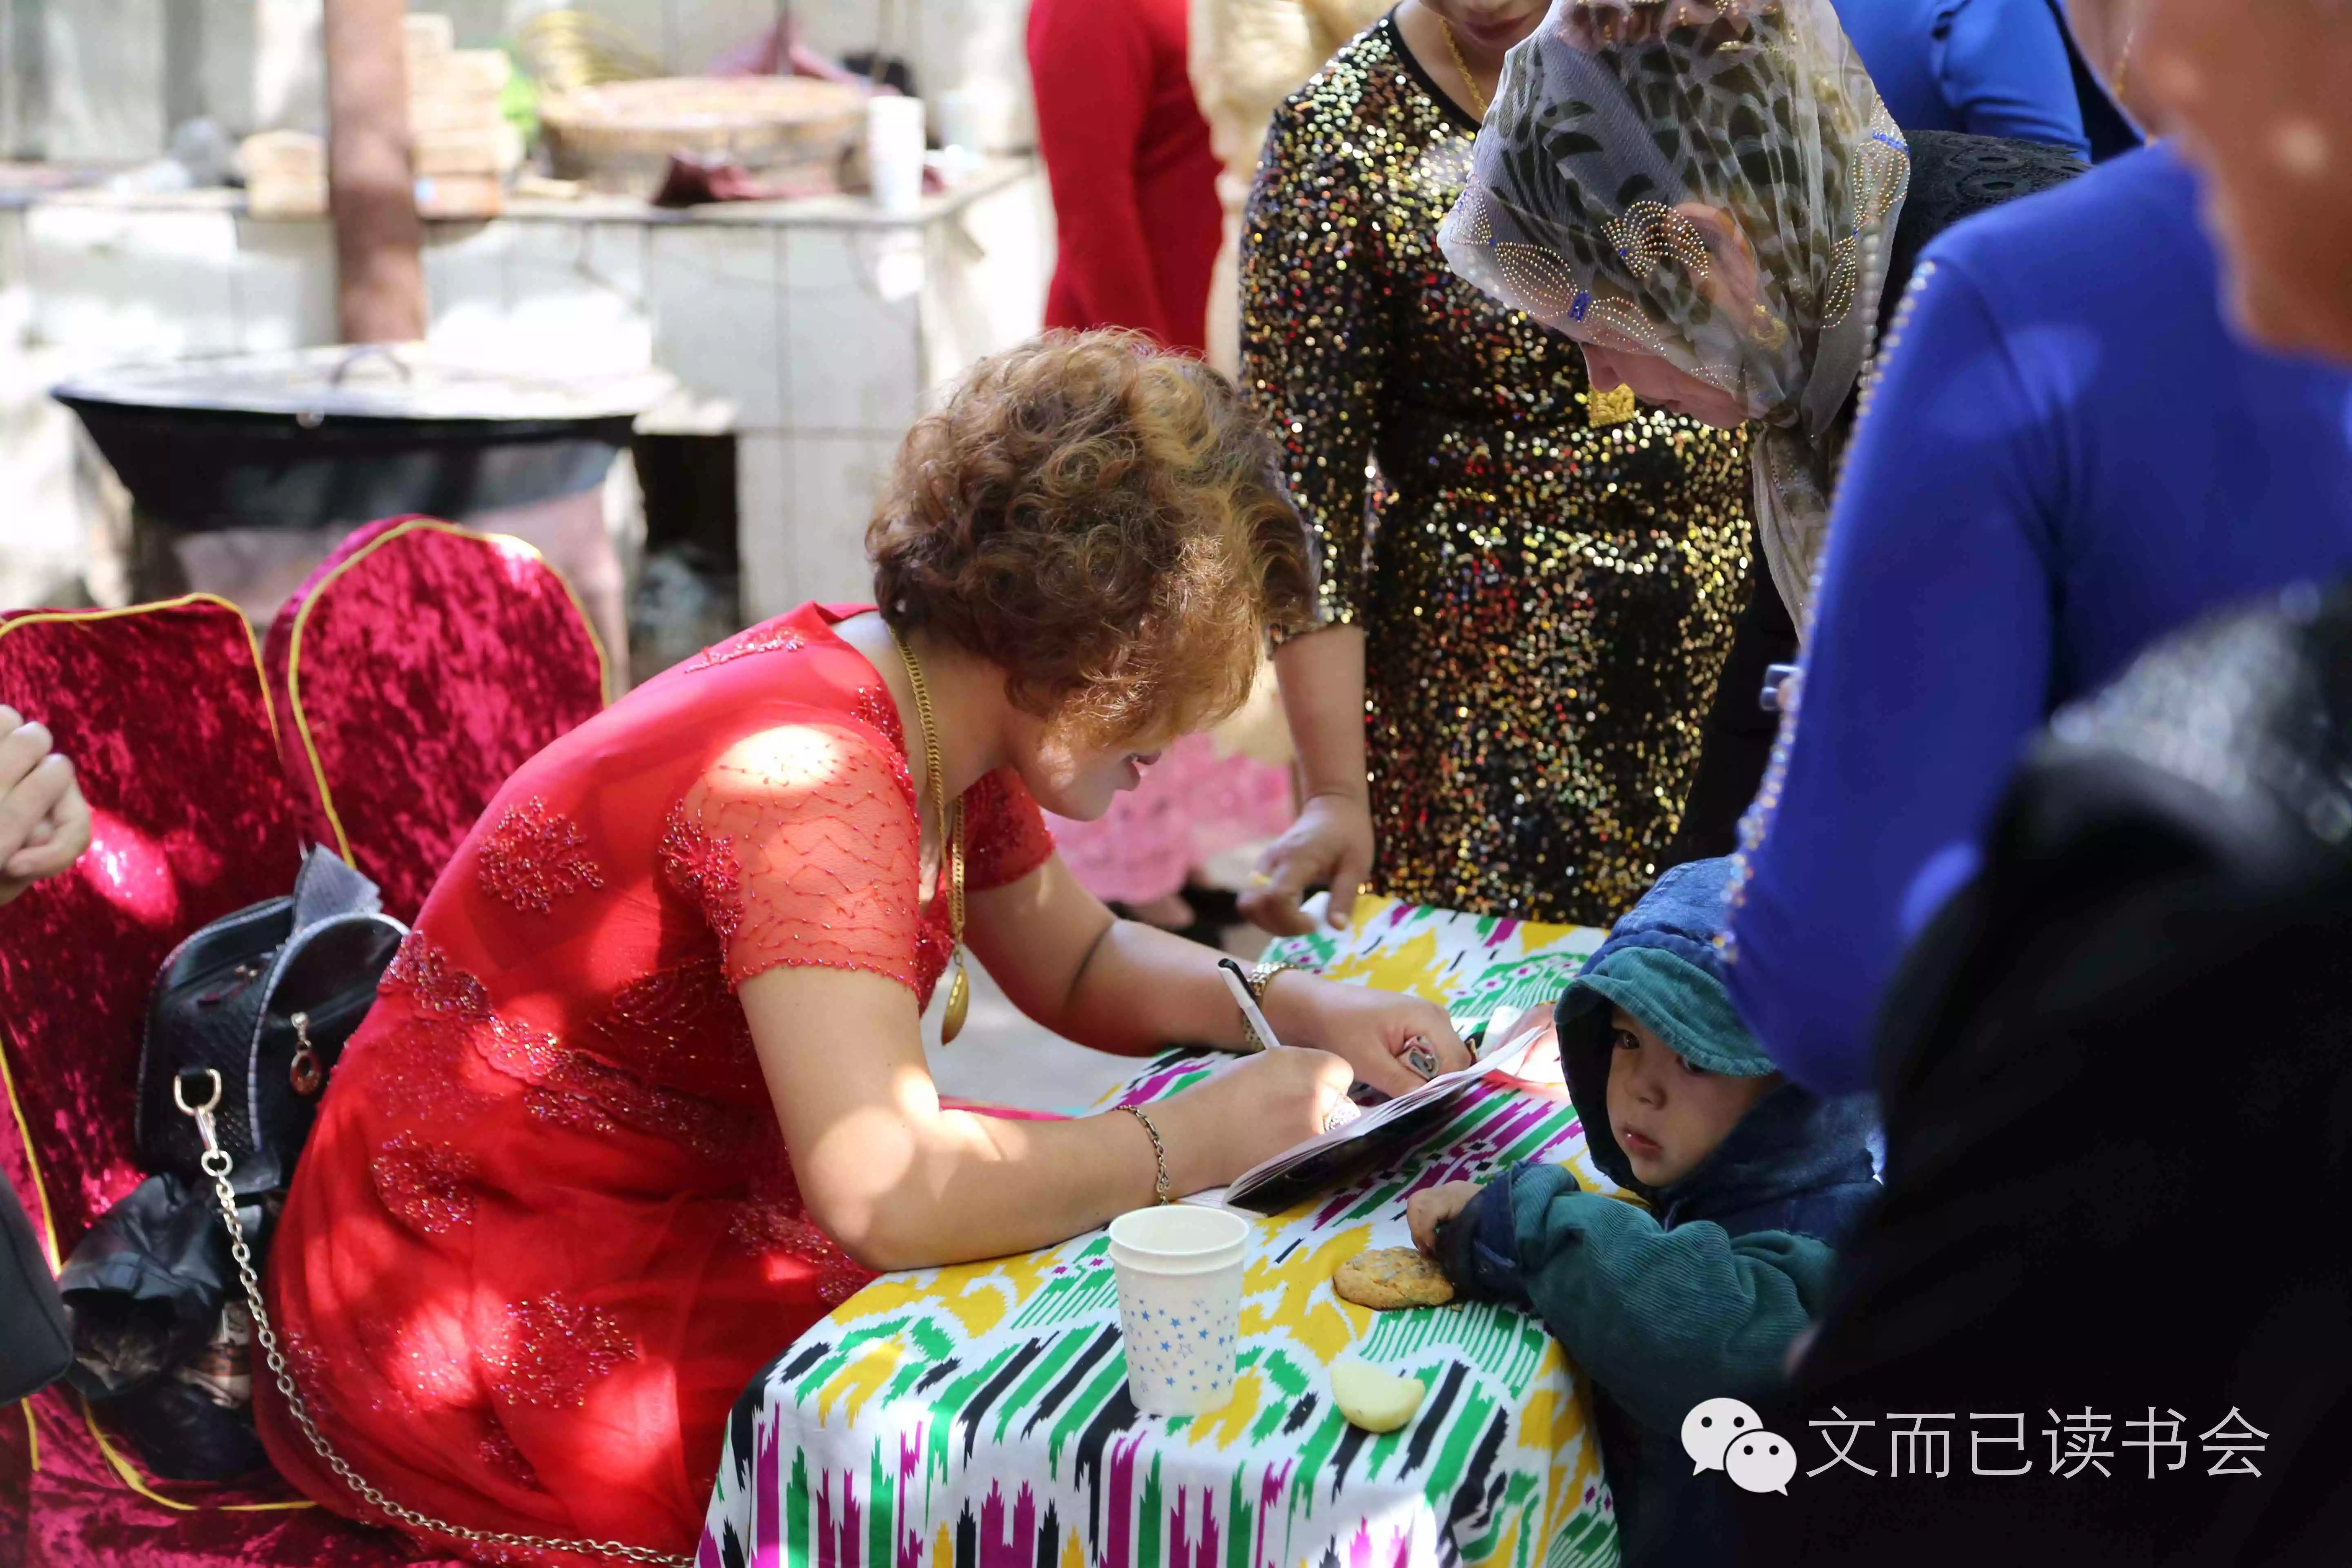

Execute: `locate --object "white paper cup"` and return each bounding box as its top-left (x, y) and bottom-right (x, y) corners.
top-left (935, 87), bottom-right (985, 154)
top-left (866, 96), bottom-right (928, 214)
top-left (1107, 1205), bottom-right (1250, 1417)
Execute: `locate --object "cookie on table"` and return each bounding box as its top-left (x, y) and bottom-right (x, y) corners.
top-left (1333, 1247), bottom-right (1454, 1310)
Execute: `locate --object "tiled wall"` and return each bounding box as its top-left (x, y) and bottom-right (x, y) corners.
top-left (19, 198), bottom-right (337, 356)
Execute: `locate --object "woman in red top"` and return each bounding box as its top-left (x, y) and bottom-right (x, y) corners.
top-left (1027, 0), bottom-right (1224, 355)
top-left (257, 332), bottom-right (1468, 1564)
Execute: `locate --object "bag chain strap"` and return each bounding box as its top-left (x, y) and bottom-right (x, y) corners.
top-left (174, 1069), bottom-right (693, 1567)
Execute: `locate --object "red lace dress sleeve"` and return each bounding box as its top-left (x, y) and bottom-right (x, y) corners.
top-left (964, 767), bottom-right (1058, 891)
top-left (660, 719), bottom-right (924, 991)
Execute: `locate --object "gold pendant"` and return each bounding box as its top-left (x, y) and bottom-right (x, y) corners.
top-left (942, 958), bottom-right (970, 1044)
top-left (1588, 383), bottom-right (1639, 427)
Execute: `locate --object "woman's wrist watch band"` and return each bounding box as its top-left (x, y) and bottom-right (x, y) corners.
top-left (1245, 960), bottom-right (1298, 1002)
top-left (1240, 960), bottom-right (1299, 1051)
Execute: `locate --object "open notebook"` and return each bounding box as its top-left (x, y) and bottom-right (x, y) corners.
top-left (1194, 1011), bottom-right (1560, 1212)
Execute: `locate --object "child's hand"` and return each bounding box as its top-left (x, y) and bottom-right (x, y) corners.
top-left (1406, 1181), bottom-right (1484, 1256)
top-left (1492, 1000), bottom-right (1555, 1052)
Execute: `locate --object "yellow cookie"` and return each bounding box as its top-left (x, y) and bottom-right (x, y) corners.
top-left (1332, 1247), bottom-right (1455, 1310)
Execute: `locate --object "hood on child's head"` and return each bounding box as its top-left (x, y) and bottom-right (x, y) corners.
top-left (1552, 859), bottom-right (1877, 1223)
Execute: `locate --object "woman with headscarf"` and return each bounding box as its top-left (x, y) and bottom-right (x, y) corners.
top-left (1446, 0), bottom-right (2352, 1098)
top-left (1239, 0), bottom-right (1757, 937)
top-left (1439, 0), bottom-right (2083, 872)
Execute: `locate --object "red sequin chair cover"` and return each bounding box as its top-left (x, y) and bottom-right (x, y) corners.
top-left (0, 596), bottom-right (440, 1565)
top-left (263, 518), bottom-right (608, 925)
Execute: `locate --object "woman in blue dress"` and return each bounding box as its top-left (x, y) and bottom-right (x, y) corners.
top-left (1765, 11), bottom-right (2352, 1561)
top-left (1720, 123), bottom-right (2352, 1089)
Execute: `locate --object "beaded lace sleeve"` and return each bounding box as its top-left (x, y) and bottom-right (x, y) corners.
top-left (661, 720), bottom-right (924, 992)
top-left (963, 768), bottom-right (1057, 891)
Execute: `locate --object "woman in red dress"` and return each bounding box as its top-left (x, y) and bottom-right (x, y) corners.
top-left (1027, 0), bottom-right (1223, 355)
top-left (257, 333), bottom-right (1470, 1564)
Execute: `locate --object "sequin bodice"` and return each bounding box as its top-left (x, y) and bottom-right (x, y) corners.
top-left (1242, 18), bottom-right (1757, 924)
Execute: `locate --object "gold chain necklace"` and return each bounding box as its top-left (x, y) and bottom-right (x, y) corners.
top-left (2109, 0), bottom-right (2143, 102)
top-left (887, 626), bottom-right (969, 1043)
top-left (1439, 18), bottom-right (1491, 118)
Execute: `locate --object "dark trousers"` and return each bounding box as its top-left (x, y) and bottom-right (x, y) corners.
top-left (1664, 529), bottom-right (1799, 868)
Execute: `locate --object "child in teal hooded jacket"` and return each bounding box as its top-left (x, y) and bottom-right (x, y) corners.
top-left (1407, 858), bottom-right (1878, 1566)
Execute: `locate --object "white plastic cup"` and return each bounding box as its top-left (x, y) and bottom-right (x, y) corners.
top-left (1107, 1205), bottom-right (1251, 1417)
top-left (935, 87), bottom-right (985, 154)
top-left (866, 96), bottom-right (928, 214)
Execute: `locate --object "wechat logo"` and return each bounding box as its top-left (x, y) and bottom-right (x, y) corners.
top-left (1683, 1398), bottom-right (1797, 1495)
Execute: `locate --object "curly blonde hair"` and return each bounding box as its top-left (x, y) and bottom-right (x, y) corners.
top-left (869, 330), bottom-right (1316, 743)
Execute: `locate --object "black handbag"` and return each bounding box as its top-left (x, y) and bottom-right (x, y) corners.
top-left (135, 846), bottom-right (405, 1187)
top-left (56, 844), bottom-right (403, 1479)
top-left (82, 846), bottom-right (692, 1561)
top-left (2, 1169), bottom-right (70, 1405)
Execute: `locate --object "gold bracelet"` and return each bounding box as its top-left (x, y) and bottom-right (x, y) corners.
top-left (1120, 1104), bottom-right (1173, 1205)
top-left (1241, 960), bottom-right (1300, 1051)
top-left (1247, 960), bottom-right (1298, 1002)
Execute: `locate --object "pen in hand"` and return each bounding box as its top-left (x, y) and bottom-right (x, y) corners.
top-left (1216, 958), bottom-right (1287, 1052)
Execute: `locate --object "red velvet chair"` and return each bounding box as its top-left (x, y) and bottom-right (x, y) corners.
top-left (0, 595), bottom-right (443, 1566)
top-left (263, 517), bottom-right (608, 926)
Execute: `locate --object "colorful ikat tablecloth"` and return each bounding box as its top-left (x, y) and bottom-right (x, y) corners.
top-left (699, 900), bottom-right (1622, 1568)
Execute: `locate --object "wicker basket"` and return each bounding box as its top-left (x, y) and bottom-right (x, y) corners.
top-left (539, 76), bottom-right (868, 196)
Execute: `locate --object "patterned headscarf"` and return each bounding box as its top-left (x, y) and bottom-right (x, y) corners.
top-left (1439, 0), bottom-right (1909, 626)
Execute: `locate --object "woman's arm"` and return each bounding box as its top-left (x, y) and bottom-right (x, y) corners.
top-left (742, 962), bottom-right (1352, 1270)
top-left (1723, 257), bottom-right (2062, 1094)
top-left (695, 723), bottom-right (1351, 1268)
top-left (1238, 85), bottom-right (1388, 933)
top-left (967, 849), bottom-right (1467, 1094)
top-left (705, 722), bottom-right (1445, 1272)
top-left (1243, 626), bottom-right (1374, 934)
top-left (1935, 0), bottom-right (2091, 159)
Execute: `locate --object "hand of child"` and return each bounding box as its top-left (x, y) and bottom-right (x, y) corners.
top-left (1406, 1181), bottom-right (1484, 1257)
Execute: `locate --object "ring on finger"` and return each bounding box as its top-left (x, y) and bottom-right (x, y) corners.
top-left (1321, 1100), bottom-right (1361, 1134)
top-left (1402, 1036), bottom-right (1442, 1080)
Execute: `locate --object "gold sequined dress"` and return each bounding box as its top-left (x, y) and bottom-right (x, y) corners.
top-left (1242, 14), bottom-right (1756, 924)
